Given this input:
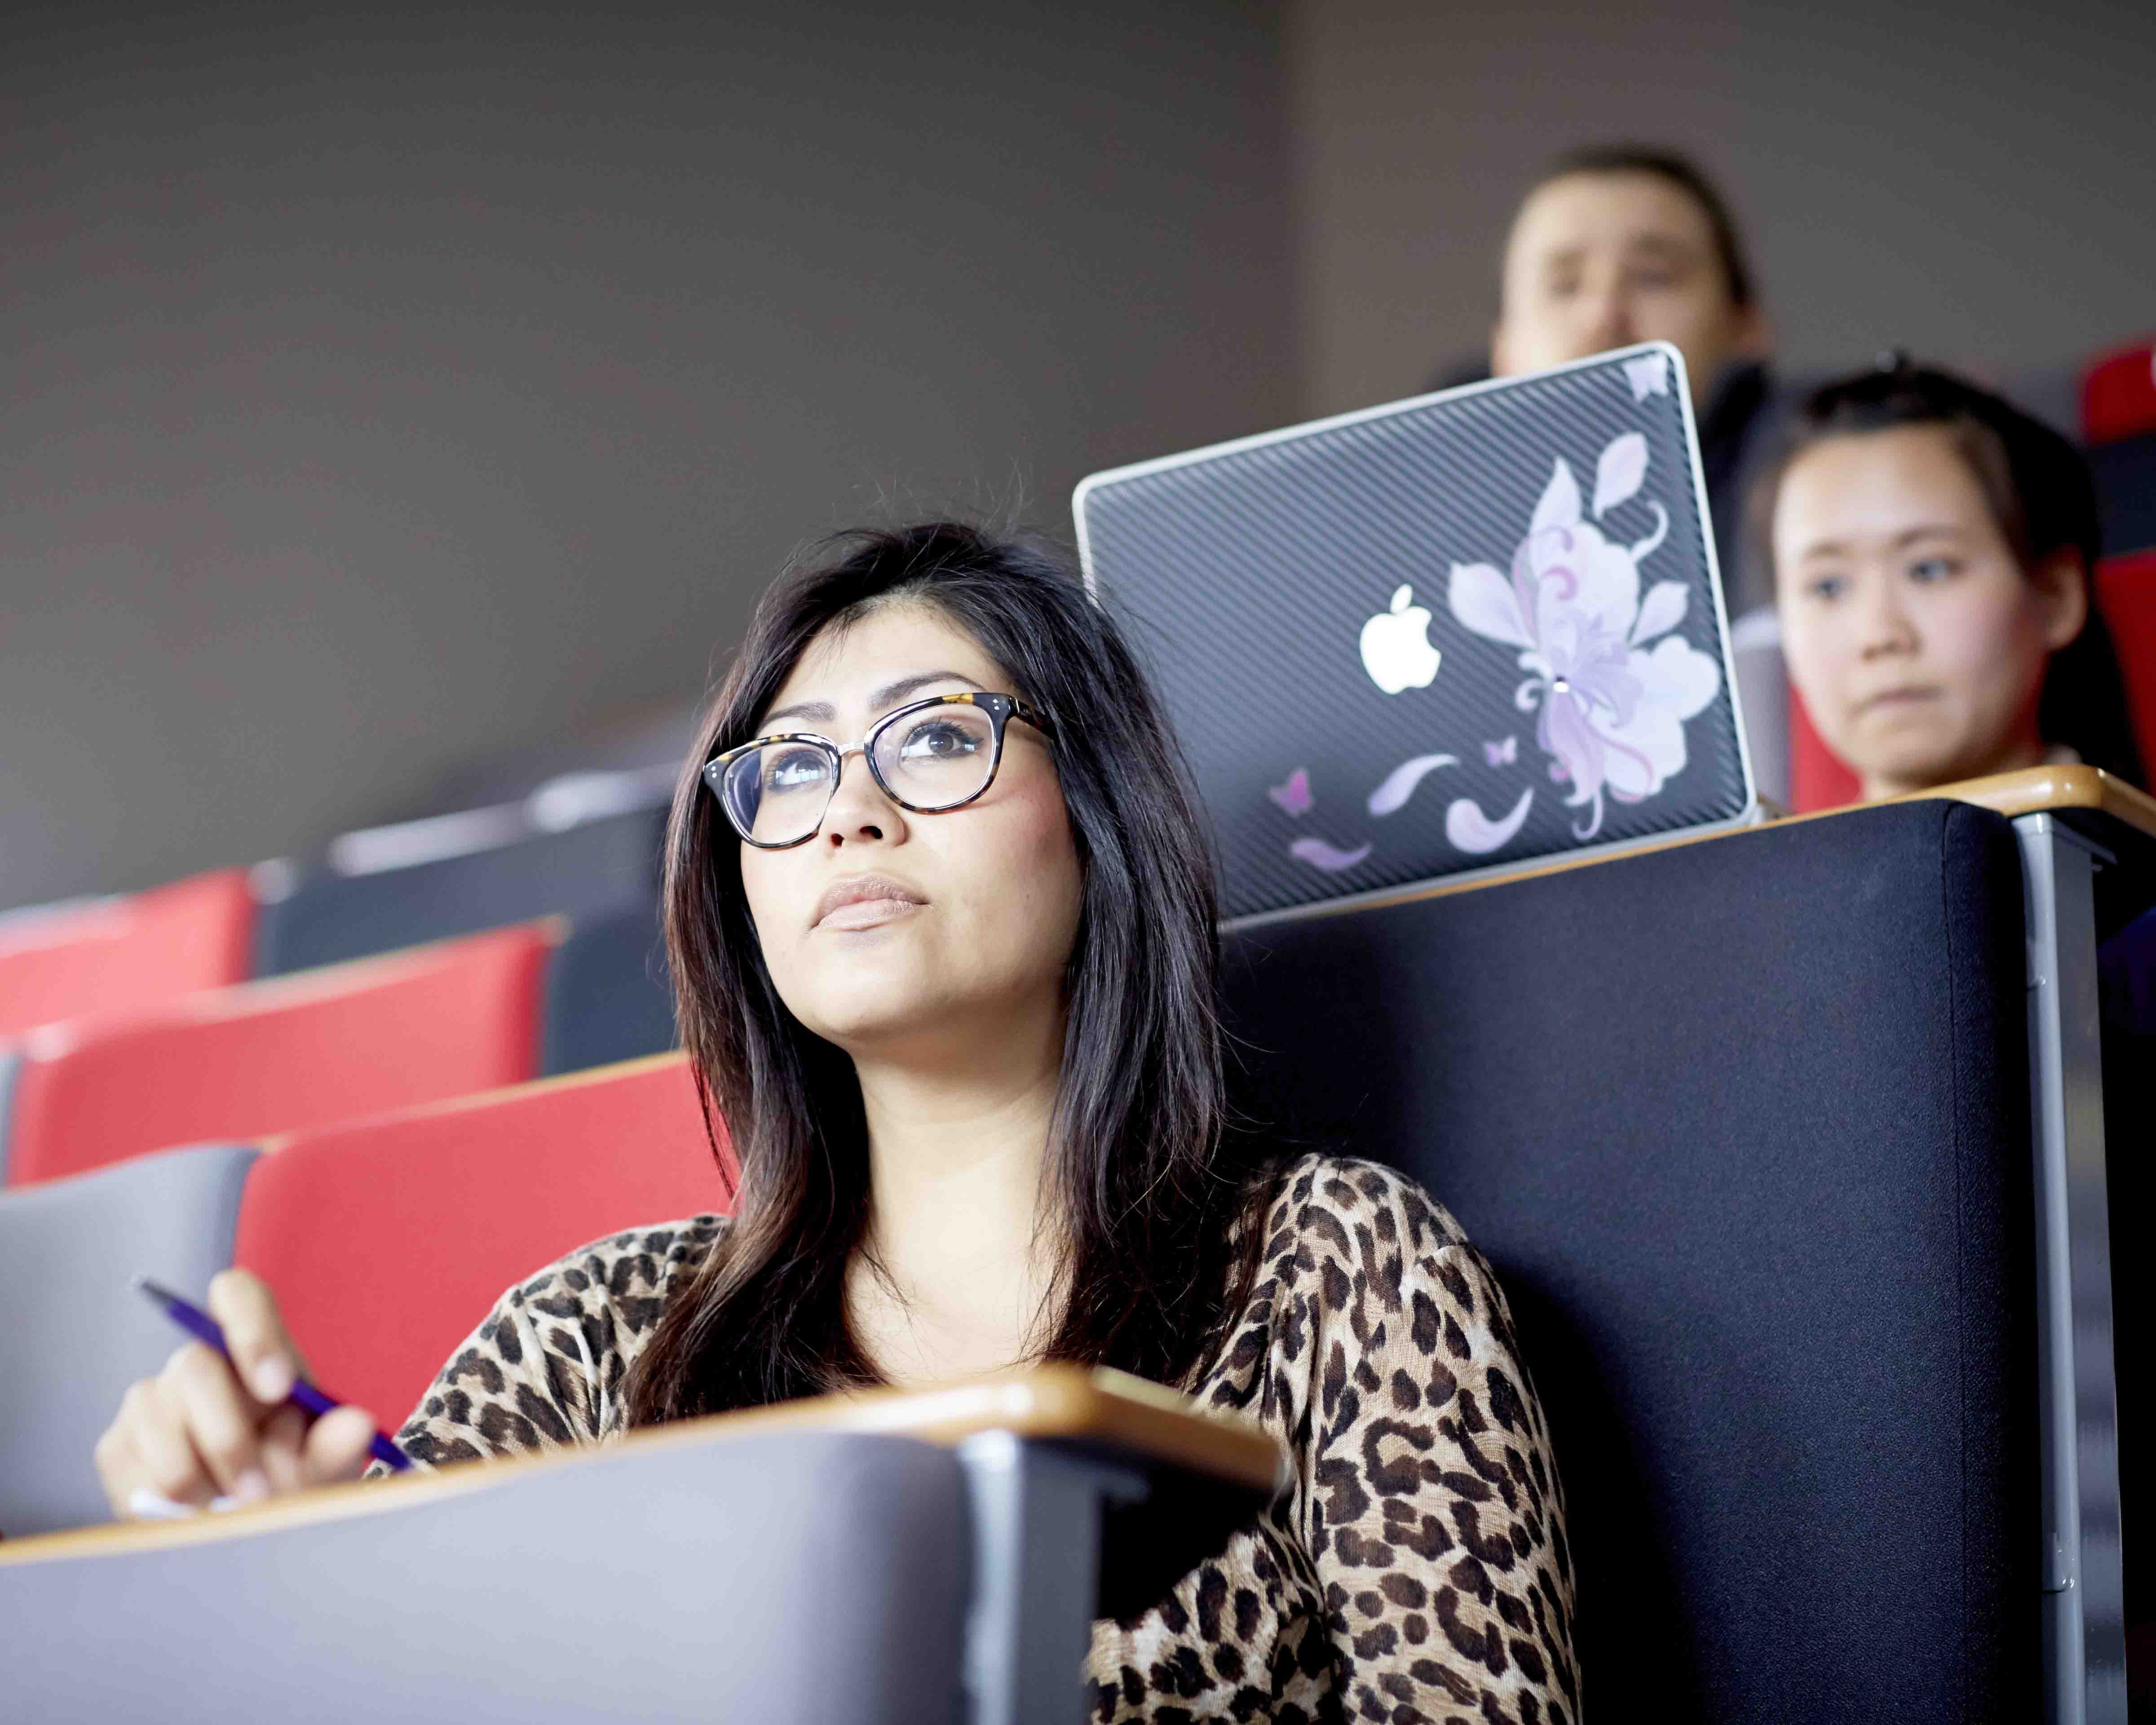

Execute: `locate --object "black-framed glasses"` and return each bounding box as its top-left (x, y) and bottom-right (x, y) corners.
top-left (702, 691), bottom-right (1054, 849)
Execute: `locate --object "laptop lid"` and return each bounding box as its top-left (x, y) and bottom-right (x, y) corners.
top-left (1074, 343), bottom-right (1758, 926)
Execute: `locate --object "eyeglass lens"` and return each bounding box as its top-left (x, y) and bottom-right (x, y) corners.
top-left (723, 703), bottom-right (999, 844)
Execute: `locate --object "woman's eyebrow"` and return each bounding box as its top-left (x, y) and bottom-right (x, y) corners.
top-left (867, 669), bottom-right (986, 712)
top-left (1888, 523), bottom-right (1963, 549)
top-left (758, 671), bottom-right (985, 734)
top-left (758, 697), bottom-right (835, 730)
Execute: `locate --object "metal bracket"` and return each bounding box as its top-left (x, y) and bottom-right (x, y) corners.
top-left (956, 1433), bottom-right (1148, 1725)
top-left (2016, 811), bottom-right (2128, 1725)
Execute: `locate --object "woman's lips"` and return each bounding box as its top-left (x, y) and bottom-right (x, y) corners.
top-left (817, 895), bottom-right (925, 931)
top-left (812, 875), bottom-right (928, 930)
top-left (1856, 686), bottom-right (1939, 717)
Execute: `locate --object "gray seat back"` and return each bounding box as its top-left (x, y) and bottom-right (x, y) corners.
top-left (2, 1429), bottom-right (971, 1725)
top-left (0, 1142), bottom-right (259, 1536)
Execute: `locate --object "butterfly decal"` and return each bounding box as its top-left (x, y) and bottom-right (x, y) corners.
top-left (1267, 767), bottom-right (1313, 817)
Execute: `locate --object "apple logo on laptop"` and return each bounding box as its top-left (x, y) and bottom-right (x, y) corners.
top-left (1359, 584), bottom-right (1441, 694)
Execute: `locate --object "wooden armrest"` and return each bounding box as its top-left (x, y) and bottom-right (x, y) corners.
top-left (1891, 763), bottom-right (2156, 846)
top-left (0, 1364), bottom-right (1284, 1568)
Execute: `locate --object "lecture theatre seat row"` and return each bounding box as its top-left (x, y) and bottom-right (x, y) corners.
top-left (0, 903), bottom-right (675, 1190)
top-left (4, 782), bottom-right (2145, 1719)
top-left (0, 1053), bottom-right (726, 1539)
top-left (0, 797), bottom-right (671, 1037)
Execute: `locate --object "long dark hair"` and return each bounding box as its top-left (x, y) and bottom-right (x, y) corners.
top-left (1749, 359), bottom-right (2145, 787)
top-left (624, 522), bottom-right (1269, 1423)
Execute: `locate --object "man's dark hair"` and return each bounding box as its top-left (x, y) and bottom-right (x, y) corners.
top-left (1750, 359), bottom-right (2144, 786)
top-left (1529, 144), bottom-right (1757, 309)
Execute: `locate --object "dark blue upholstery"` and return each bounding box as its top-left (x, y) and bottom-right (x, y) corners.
top-left (1219, 799), bottom-right (2034, 1721)
top-left (254, 805), bottom-right (666, 975)
top-left (2094, 429), bottom-right (2156, 556)
top-left (0, 1142), bottom-right (260, 1535)
top-left (541, 898), bottom-right (675, 1075)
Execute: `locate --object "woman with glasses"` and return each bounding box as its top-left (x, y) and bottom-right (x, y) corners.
top-left (95, 523), bottom-right (1578, 1723)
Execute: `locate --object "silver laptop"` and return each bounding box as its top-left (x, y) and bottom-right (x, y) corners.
top-left (1074, 343), bottom-right (1758, 925)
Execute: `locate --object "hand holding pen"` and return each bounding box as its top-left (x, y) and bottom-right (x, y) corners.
top-left (93, 1268), bottom-right (408, 1522)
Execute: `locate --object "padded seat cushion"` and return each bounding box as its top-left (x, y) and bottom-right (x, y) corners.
top-left (233, 1054), bottom-right (728, 1434)
top-left (4, 924), bottom-right (552, 1187)
top-left (0, 1429), bottom-right (969, 1725)
top-left (1220, 799), bottom-right (2033, 1721)
top-left (0, 869), bottom-right (253, 1039)
top-left (0, 1143), bottom-right (259, 1536)
top-left (256, 805), bottom-right (665, 975)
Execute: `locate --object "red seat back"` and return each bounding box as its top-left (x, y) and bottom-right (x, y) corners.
top-left (4, 923), bottom-right (555, 1188)
top-left (1789, 684), bottom-right (1862, 813)
top-left (2096, 550), bottom-right (2156, 777)
top-left (0, 870), bottom-right (254, 1039)
top-left (232, 1053), bottom-right (729, 1431)
top-left (2082, 338), bottom-right (2156, 446)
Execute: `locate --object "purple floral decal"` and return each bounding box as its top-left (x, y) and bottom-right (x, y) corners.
top-left (1289, 836), bottom-right (1372, 871)
top-left (1268, 767), bottom-right (1314, 816)
top-left (1446, 787), bottom-right (1535, 854)
top-left (1446, 442), bottom-right (1720, 840)
top-left (1624, 352), bottom-right (1670, 401)
top-left (1365, 752), bottom-right (1456, 817)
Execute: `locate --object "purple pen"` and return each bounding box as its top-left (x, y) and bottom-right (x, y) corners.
top-left (133, 1275), bottom-right (412, 1473)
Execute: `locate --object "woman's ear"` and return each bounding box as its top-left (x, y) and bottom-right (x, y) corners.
top-left (2031, 548), bottom-right (2090, 652)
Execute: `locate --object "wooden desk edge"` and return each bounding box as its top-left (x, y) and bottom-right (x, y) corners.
top-left (0, 1364), bottom-right (1284, 1568)
top-left (1890, 762), bottom-right (2156, 844)
top-left (1249, 765), bottom-right (2156, 924)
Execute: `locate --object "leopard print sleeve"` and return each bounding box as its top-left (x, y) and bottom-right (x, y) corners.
top-left (360, 1215), bottom-right (727, 1477)
top-left (1299, 1160), bottom-right (1579, 1723)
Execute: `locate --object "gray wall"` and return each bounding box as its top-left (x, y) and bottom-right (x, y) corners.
top-left (1, 2), bottom-right (1297, 909)
top-left (1287, 0), bottom-right (2156, 415)
top-left (10, 1), bottom-right (2152, 913)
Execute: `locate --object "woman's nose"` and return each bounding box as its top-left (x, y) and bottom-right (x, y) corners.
top-left (822, 748), bottom-right (902, 846)
top-left (1855, 581), bottom-right (1918, 659)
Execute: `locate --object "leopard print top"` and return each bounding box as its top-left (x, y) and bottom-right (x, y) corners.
top-left (368, 1155), bottom-right (1578, 1722)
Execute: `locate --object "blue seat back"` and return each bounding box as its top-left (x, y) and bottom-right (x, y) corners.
top-left (255, 805), bottom-right (665, 975)
top-left (542, 898), bottom-right (675, 1076)
top-left (1220, 799), bottom-right (2034, 1721)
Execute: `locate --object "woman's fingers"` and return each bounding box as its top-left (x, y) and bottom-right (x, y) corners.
top-left (158, 1341), bottom-right (269, 1502)
top-left (102, 1378), bottom-right (216, 1512)
top-left (204, 1267), bottom-right (307, 1404)
top-left (300, 1406), bottom-right (379, 1486)
top-left (94, 1270), bottom-right (378, 1521)
top-left (256, 1403), bottom-right (314, 1495)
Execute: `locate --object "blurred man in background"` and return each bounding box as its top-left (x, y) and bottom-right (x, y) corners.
top-left (1487, 144), bottom-right (1779, 613)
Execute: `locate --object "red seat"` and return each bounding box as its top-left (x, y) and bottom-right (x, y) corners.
top-left (1789, 685), bottom-right (1862, 813)
top-left (0, 870), bottom-right (254, 1039)
top-left (2082, 338), bottom-right (2156, 446)
top-left (3, 923), bottom-right (555, 1188)
top-left (232, 1053), bottom-right (729, 1432)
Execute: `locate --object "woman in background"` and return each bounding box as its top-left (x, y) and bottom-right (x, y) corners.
top-left (96, 523), bottom-right (1579, 1725)
top-left (1757, 359), bottom-right (2142, 800)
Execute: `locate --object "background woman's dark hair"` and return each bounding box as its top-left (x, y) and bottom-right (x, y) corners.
top-left (625, 522), bottom-right (1269, 1423)
top-left (1747, 359), bottom-right (2145, 787)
